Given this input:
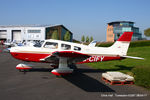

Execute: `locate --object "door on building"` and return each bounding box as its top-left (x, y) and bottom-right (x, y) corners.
top-left (12, 30), bottom-right (21, 42)
top-left (0, 30), bottom-right (7, 41)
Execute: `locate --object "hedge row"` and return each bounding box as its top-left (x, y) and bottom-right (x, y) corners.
top-left (130, 40), bottom-right (150, 47)
top-left (96, 42), bottom-right (113, 47)
top-left (132, 66), bottom-right (150, 89)
top-left (97, 40), bottom-right (150, 47)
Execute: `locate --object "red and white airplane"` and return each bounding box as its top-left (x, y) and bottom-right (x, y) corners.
top-left (10, 32), bottom-right (143, 76)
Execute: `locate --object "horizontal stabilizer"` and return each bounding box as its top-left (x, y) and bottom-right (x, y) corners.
top-left (121, 56), bottom-right (144, 60)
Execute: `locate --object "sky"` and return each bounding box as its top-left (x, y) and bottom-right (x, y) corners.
top-left (0, 0), bottom-right (150, 41)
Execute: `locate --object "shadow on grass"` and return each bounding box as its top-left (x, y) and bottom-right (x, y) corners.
top-left (114, 65), bottom-right (134, 71)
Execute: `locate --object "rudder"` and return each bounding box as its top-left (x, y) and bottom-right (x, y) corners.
top-left (110, 32), bottom-right (133, 56)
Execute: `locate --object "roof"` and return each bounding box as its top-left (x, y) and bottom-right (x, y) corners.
top-left (108, 21), bottom-right (134, 25)
top-left (0, 24), bottom-right (62, 28)
top-left (0, 24), bottom-right (73, 34)
top-left (47, 25), bottom-right (73, 35)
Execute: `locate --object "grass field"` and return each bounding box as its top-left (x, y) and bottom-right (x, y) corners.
top-left (87, 46), bottom-right (150, 74)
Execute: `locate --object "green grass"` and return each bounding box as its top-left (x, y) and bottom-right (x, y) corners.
top-left (87, 42), bottom-right (150, 89)
top-left (87, 46), bottom-right (150, 74)
top-left (132, 66), bottom-right (150, 89)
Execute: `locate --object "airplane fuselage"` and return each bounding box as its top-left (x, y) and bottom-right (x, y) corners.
top-left (10, 39), bottom-right (123, 64)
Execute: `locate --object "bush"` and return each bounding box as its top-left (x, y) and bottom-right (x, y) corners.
top-left (130, 40), bottom-right (150, 48)
top-left (132, 66), bottom-right (150, 89)
top-left (97, 42), bottom-right (113, 47)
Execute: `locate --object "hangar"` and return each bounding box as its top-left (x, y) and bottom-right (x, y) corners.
top-left (0, 25), bottom-right (73, 42)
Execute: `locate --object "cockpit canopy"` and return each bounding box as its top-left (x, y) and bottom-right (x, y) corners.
top-left (44, 42), bottom-right (58, 49)
top-left (42, 40), bottom-right (81, 51)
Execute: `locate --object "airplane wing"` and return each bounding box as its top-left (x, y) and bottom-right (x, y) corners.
top-left (40, 51), bottom-right (91, 63)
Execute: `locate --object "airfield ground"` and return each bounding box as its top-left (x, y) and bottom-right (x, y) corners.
top-left (0, 46), bottom-right (150, 100)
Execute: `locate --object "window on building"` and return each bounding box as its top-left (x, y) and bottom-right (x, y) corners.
top-left (122, 27), bottom-right (131, 32)
top-left (28, 34), bottom-right (34, 38)
top-left (28, 30), bottom-right (41, 33)
top-left (35, 34), bottom-right (40, 38)
top-left (0, 30), bottom-right (7, 32)
top-left (74, 46), bottom-right (81, 51)
top-left (61, 44), bottom-right (71, 50)
top-left (113, 27), bottom-right (122, 33)
top-left (108, 28), bottom-right (113, 31)
top-left (129, 23), bottom-right (134, 27)
top-left (120, 23), bottom-right (129, 27)
top-left (108, 34), bottom-right (113, 37)
top-left (133, 28), bottom-right (139, 33)
top-left (44, 42), bottom-right (58, 49)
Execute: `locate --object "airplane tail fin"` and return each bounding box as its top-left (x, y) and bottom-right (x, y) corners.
top-left (110, 32), bottom-right (133, 56)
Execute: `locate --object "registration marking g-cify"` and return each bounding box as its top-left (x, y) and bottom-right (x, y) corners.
top-left (88, 56), bottom-right (105, 62)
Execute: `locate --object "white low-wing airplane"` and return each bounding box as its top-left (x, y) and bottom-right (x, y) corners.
top-left (10, 32), bottom-right (143, 76)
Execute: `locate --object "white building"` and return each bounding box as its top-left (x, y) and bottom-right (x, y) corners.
top-left (0, 25), bottom-right (73, 42)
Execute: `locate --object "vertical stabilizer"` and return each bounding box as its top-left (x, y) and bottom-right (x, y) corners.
top-left (110, 32), bottom-right (133, 56)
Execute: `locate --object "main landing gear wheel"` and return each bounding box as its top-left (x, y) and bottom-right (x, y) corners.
top-left (51, 57), bottom-right (74, 76)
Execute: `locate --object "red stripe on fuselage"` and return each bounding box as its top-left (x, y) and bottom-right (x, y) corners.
top-left (10, 52), bottom-right (51, 62)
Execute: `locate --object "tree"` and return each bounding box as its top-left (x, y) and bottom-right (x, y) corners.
top-left (81, 35), bottom-right (85, 42)
top-left (51, 30), bottom-right (59, 40)
top-left (144, 28), bottom-right (150, 37)
top-left (86, 36), bottom-right (89, 43)
top-left (90, 36), bottom-right (93, 42)
top-left (64, 31), bottom-right (71, 41)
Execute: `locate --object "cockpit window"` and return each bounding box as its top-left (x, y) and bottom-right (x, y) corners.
top-left (61, 44), bottom-right (71, 50)
top-left (44, 42), bottom-right (58, 49)
top-left (34, 41), bottom-right (44, 47)
top-left (74, 46), bottom-right (81, 51)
